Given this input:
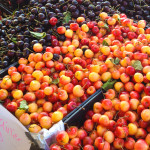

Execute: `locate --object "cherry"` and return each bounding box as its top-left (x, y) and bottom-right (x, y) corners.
top-left (67, 101), bottom-right (77, 112)
top-left (125, 66), bottom-right (135, 76)
top-left (70, 23), bottom-right (79, 31)
top-left (144, 86), bottom-right (150, 96)
top-left (91, 44), bottom-right (99, 53)
top-left (112, 28), bottom-right (121, 36)
top-left (81, 78), bottom-right (92, 89)
top-left (92, 26), bottom-right (99, 34)
top-left (51, 39), bottom-right (59, 47)
top-left (87, 21), bottom-right (94, 28)
top-left (49, 17), bottom-right (58, 26)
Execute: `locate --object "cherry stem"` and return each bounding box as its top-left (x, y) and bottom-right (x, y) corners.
top-left (121, 146), bottom-right (124, 150)
top-left (25, 47), bottom-right (34, 52)
top-left (34, 19), bottom-right (42, 24)
top-left (114, 111), bottom-right (120, 120)
top-left (82, 82), bottom-right (88, 89)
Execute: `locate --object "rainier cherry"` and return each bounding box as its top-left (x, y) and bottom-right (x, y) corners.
top-left (56, 131), bottom-right (69, 145)
top-left (134, 139), bottom-right (149, 150)
top-left (70, 23), bottom-right (79, 31)
top-left (112, 29), bottom-right (121, 36)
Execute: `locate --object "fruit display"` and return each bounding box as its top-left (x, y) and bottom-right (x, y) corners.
top-left (40, 12), bottom-right (150, 150)
top-left (0, 9), bottom-right (150, 143)
top-left (0, 12), bottom-right (111, 132)
top-left (50, 94), bottom-right (150, 150)
top-left (0, 0), bottom-right (150, 149)
top-left (0, 0), bottom-right (119, 69)
top-left (0, 0), bottom-right (150, 69)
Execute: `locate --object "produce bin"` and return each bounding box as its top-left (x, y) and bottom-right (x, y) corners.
top-left (0, 62), bottom-right (104, 149)
top-left (63, 89), bottom-right (104, 127)
top-left (44, 89), bottom-right (104, 148)
top-left (46, 89), bottom-right (104, 148)
top-left (0, 62), bottom-right (102, 121)
top-left (0, 2), bottom-right (12, 15)
top-left (0, 62), bottom-right (18, 77)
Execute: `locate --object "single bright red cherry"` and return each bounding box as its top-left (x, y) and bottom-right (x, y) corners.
top-left (49, 17), bottom-right (58, 26)
top-left (112, 29), bottom-right (121, 36)
top-left (92, 26), bottom-right (99, 34)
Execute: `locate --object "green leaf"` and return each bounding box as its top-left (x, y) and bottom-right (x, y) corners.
top-left (12, 37), bottom-right (17, 40)
top-left (0, 100), bottom-right (4, 103)
top-left (118, 17), bottom-right (121, 23)
top-left (18, 100), bottom-right (29, 110)
top-left (104, 24), bottom-right (109, 29)
top-left (114, 57), bottom-right (120, 65)
top-left (102, 79), bottom-right (117, 91)
top-left (12, 9), bottom-right (18, 16)
top-left (51, 78), bottom-right (59, 84)
top-left (102, 40), bottom-right (109, 46)
top-left (63, 11), bottom-right (71, 24)
top-left (11, 38), bottom-right (17, 44)
top-left (103, 24), bottom-right (110, 32)
top-left (132, 60), bottom-right (143, 70)
top-left (110, 57), bottom-right (120, 65)
top-left (30, 31), bottom-right (46, 40)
